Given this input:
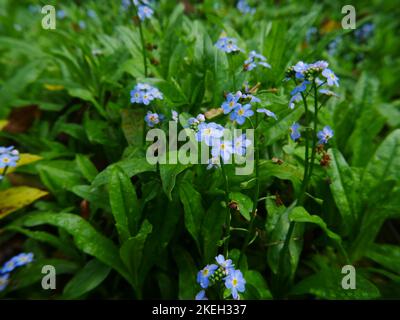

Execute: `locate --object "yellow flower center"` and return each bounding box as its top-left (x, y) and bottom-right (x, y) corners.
top-left (220, 144), bottom-right (226, 150)
top-left (238, 109), bottom-right (244, 116)
top-left (202, 269), bottom-right (209, 276)
top-left (229, 101), bottom-right (235, 107)
top-left (2, 157), bottom-right (10, 163)
top-left (232, 278), bottom-right (238, 287)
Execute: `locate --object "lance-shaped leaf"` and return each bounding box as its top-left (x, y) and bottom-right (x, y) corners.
top-left (289, 206), bottom-right (342, 244)
top-left (178, 180), bottom-right (204, 250)
top-left (22, 212), bottom-right (129, 281)
top-left (63, 259), bottom-right (111, 299)
top-left (326, 148), bottom-right (359, 233)
top-left (109, 165), bottom-right (141, 242)
top-left (120, 220), bottom-right (153, 297)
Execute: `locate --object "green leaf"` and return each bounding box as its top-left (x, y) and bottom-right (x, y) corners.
top-left (92, 157), bottom-right (155, 188)
top-left (5, 226), bottom-right (80, 260)
top-left (22, 212), bottom-right (129, 281)
top-left (109, 165), bottom-right (141, 241)
top-left (63, 259), bottom-right (111, 299)
top-left (160, 162), bottom-right (192, 200)
top-left (120, 220), bottom-right (153, 296)
top-left (291, 265), bottom-right (380, 299)
top-left (75, 154), bottom-right (98, 183)
top-left (366, 243), bottom-right (400, 275)
top-left (253, 159), bottom-right (303, 194)
top-left (37, 162), bottom-right (83, 193)
top-left (71, 185), bottom-right (111, 211)
top-left (326, 148), bottom-right (359, 233)
top-left (229, 192), bottom-right (253, 221)
top-left (179, 180), bottom-right (204, 249)
top-left (0, 60), bottom-right (46, 110)
top-left (267, 204), bottom-right (304, 283)
top-left (121, 108), bottom-right (144, 147)
top-left (289, 206), bottom-right (342, 244)
top-left (173, 246), bottom-right (198, 300)
top-left (7, 259), bottom-right (78, 293)
top-left (243, 270), bottom-right (273, 300)
top-left (201, 200), bottom-right (225, 263)
top-left (68, 88), bottom-right (105, 117)
top-left (363, 129), bottom-right (400, 185)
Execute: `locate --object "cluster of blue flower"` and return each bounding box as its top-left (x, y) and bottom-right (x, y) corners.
top-left (289, 123), bottom-right (334, 144)
top-left (287, 60), bottom-right (339, 109)
top-left (0, 253), bottom-right (34, 292)
top-left (130, 83), bottom-right (163, 105)
top-left (215, 37), bottom-right (271, 73)
top-left (221, 90), bottom-right (277, 125)
top-left (215, 37), bottom-right (243, 54)
top-left (130, 83), bottom-right (166, 127)
top-left (236, 0), bottom-right (256, 15)
top-left (244, 51), bottom-right (271, 71)
top-left (286, 60), bottom-right (338, 144)
top-left (0, 146), bottom-right (19, 181)
top-left (193, 120), bottom-right (251, 166)
top-left (196, 255), bottom-right (246, 300)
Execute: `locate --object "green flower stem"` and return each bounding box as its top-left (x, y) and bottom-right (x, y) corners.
top-left (306, 80), bottom-right (319, 184)
top-left (239, 113), bottom-right (260, 264)
top-left (131, 1), bottom-right (149, 145)
top-left (228, 55), bottom-right (237, 91)
top-left (1, 166), bottom-right (9, 183)
top-left (277, 81), bottom-right (317, 296)
top-left (221, 160), bottom-right (231, 257)
top-left (132, 1), bottom-right (148, 77)
top-left (298, 90), bottom-right (310, 204)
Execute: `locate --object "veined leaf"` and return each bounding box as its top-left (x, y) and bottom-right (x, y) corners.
top-left (326, 148), bottom-right (359, 233)
top-left (366, 243), bottom-right (400, 275)
top-left (120, 220), bottom-right (152, 297)
top-left (22, 212), bottom-right (129, 281)
top-left (173, 246), bottom-right (198, 300)
top-left (229, 191), bottom-right (253, 221)
top-left (160, 162), bottom-right (192, 200)
top-left (92, 157), bottom-right (155, 188)
top-left (75, 154), bottom-right (98, 183)
top-left (289, 206), bottom-right (342, 244)
top-left (291, 265), bottom-right (380, 299)
top-left (179, 180), bottom-right (204, 250)
top-left (109, 165), bottom-right (140, 242)
top-left (63, 259), bottom-right (111, 299)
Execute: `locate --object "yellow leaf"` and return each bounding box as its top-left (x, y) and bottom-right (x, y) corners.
top-left (44, 84), bottom-right (65, 91)
top-left (0, 120), bottom-right (8, 131)
top-left (0, 153), bottom-right (42, 175)
top-left (0, 187), bottom-right (48, 219)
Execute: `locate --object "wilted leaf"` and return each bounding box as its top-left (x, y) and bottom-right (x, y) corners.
top-left (0, 187), bottom-right (48, 219)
